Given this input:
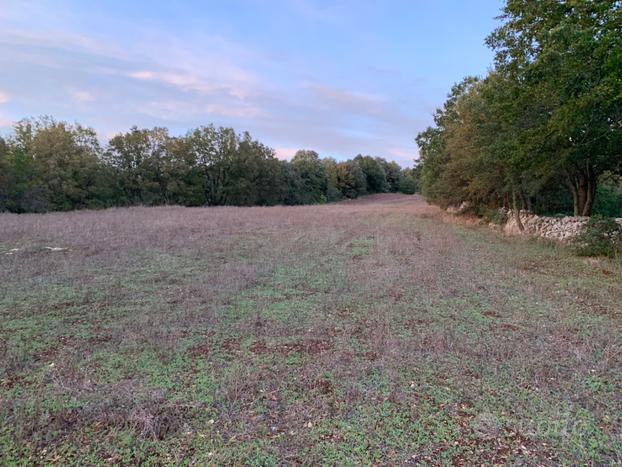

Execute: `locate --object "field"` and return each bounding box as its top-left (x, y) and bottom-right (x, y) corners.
top-left (1, 194), bottom-right (621, 465)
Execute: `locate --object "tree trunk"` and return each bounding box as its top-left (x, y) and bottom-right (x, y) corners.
top-left (564, 165), bottom-right (597, 217)
top-left (519, 191), bottom-right (532, 212)
top-left (566, 178), bottom-right (579, 216)
top-left (581, 164), bottom-right (596, 216)
top-left (519, 191), bottom-right (527, 211)
top-left (576, 172), bottom-right (588, 216)
top-left (512, 189), bottom-right (524, 232)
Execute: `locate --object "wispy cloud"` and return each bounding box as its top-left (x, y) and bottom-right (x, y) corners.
top-left (128, 70), bottom-right (221, 95)
top-left (138, 99), bottom-right (264, 121)
top-left (70, 89), bottom-right (95, 103)
top-left (0, 29), bottom-right (128, 62)
top-left (0, 90), bottom-right (9, 103)
top-left (306, 83), bottom-right (386, 115)
top-left (127, 69), bottom-right (250, 100)
top-left (0, 0), bottom-right (457, 166)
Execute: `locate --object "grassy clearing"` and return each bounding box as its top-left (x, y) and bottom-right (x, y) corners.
top-left (1, 194), bottom-right (621, 464)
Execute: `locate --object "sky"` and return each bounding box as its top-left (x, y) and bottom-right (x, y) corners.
top-left (0, 0), bottom-right (504, 167)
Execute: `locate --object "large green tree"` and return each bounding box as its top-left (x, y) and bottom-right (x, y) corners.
top-left (290, 150), bottom-right (328, 204)
top-left (398, 166), bottom-right (420, 194)
top-left (322, 158), bottom-right (344, 202)
top-left (222, 133), bottom-right (286, 206)
top-left (106, 127), bottom-right (175, 205)
top-left (416, 77), bottom-right (480, 207)
top-left (335, 160), bottom-right (367, 199)
top-left (8, 117), bottom-right (110, 211)
top-left (353, 155), bottom-right (388, 193)
top-left (376, 158), bottom-right (402, 192)
top-left (487, 0), bottom-right (622, 215)
top-left (184, 125), bottom-right (240, 206)
top-left (0, 137), bottom-right (14, 211)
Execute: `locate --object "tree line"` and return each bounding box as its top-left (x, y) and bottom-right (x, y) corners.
top-left (0, 117), bottom-right (419, 213)
top-left (416, 0), bottom-right (622, 222)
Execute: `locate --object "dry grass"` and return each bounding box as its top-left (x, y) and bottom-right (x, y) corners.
top-left (0, 194), bottom-right (621, 464)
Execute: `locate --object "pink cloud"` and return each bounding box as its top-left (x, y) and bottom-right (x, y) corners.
top-left (274, 147), bottom-right (299, 160)
top-left (0, 116), bottom-right (14, 128)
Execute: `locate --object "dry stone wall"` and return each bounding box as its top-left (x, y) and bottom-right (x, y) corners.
top-left (502, 209), bottom-right (622, 241)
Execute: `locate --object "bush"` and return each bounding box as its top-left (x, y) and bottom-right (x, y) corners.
top-left (592, 179), bottom-right (622, 218)
top-left (398, 169), bottom-right (419, 194)
top-left (484, 208), bottom-right (508, 225)
top-left (571, 216), bottom-right (622, 258)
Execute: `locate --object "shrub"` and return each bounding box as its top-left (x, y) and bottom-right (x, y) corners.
top-left (571, 216), bottom-right (622, 258)
top-left (592, 179), bottom-right (622, 218)
top-left (484, 208), bottom-right (508, 225)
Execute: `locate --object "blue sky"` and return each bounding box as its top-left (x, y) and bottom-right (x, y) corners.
top-left (0, 0), bottom-right (503, 166)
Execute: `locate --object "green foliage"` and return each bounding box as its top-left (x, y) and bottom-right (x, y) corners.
top-left (484, 208), bottom-right (508, 226)
top-left (417, 0), bottom-right (622, 217)
top-left (335, 160), bottom-right (367, 199)
top-left (0, 137), bottom-right (13, 211)
top-left (281, 160), bottom-right (305, 205)
top-left (531, 177), bottom-right (575, 216)
top-left (2, 117), bottom-right (114, 212)
top-left (398, 166), bottom-right (420, 194)
top-left (354, 155), bottom-right (388, 193)
top-left (106, 127), bottom-right (174, 205)
top-left (488, 0), bottom-right (622, 216)
top-left (322, 158), bottom-right (343, 202)
top-left (220, 133), bottom-right (286, 206)
top-left (378, 159), bottom-right (401, 192)
top-left (571, 216), bottom-right (622, 258)
top-left (290, 150), bottom-right (328, 204)
top-left (592, 176), bottom-right (622, 218)
top-left (416, 77), bottom-right (489, 208)
top-left (322, 158), bottom-right (369, 201)
top-left (0, 119), bottom-right (406, 212)
top-left (105, 125), bottom-right (287, 208)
